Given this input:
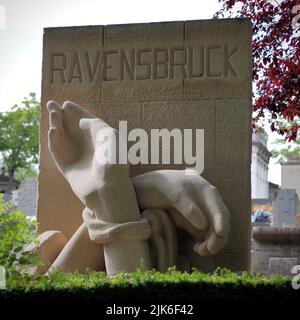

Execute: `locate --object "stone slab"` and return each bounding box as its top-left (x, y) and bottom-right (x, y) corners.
top-left (273, 189), bottom-right (299, 227)
top-left (252, 241), bottom-right (300, 274)
top-left (38, 19), bottom-right (252, 272)
top-left (269, 257), bottom-right (298, 276)
top-left (252, 226), bottom-right (300, 274)
top-left (253, 226), bottom-right (300, 243)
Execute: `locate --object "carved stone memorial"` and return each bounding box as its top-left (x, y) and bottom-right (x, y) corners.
top-left (37, 19), bottom-right (252, 274)
top-left (273, 189), bottom-right (300, 227)
top-left (252, 226), bottom-right (300, 274)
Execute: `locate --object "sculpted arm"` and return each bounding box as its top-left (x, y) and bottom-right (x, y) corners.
top-left (47, 101), bottom-right (151, 275)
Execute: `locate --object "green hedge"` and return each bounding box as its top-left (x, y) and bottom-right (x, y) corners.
top-left (1, 268), bottom-right (299, 302)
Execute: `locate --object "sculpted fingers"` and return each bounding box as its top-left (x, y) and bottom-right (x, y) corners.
top-left (47, 106), bottom-right (74, 170)
top-left (203, 185), bottom-right (230, 239)
top-left (168, 207), bottom-right (205, 240)
top-left (62, 101), bottom-right (95, 120)
top-left (79, 118), bottom-right (118, 158)
top-left (48, 128), bottom-right (60, 157)
top-left (47, 100), bottom-right (61, 114)
top-left (49, 110), bottom-right (63, 132)
top-left (207, 232), bottom-right (228, 254)
top-left (79, 118), bottom-right (111, 135)
top-left (193, 231), bottom-right (228, 256)
top-left (193, 185), bottom-right (230, 256)
top-left (173, 198), bottom-right (208, 231)
top-left (48, 109), bottom-right (67, 152)
top-left (194, 240), bottom-right (210, 256)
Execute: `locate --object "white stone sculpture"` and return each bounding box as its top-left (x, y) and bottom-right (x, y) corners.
top-left (36, 101), bottom-right (230, 276)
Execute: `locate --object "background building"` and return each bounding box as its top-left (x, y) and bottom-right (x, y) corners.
top-left (281, 156), bottom-right (300, 200)
top-left (251, 132), bottom-right (271, 199)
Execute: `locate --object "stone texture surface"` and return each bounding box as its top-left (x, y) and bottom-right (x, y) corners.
top-left (273, 189), bottom-right (299, 227)
top-left (46, 100), bottom-right (152, 275)
top-left (281, 157), bottom-right (300, 200)
top-left (47, 224), bottom-right (105, 274)
top-left (252, 226), bottom-right (300, 274)
top-left (253, 226), bottom-right (300, 243)
top-left (15, 177), bottom-right (37, 216)
top-left (38, 19), bottom-right (252, 272)
top-left (26, 230), bottom-right (68, 275)
top-left (269, 257), bottom-right (298, 276)
top-left (296, 214), bottom-right (300, 228)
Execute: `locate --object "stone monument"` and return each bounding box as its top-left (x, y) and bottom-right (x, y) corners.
top-left (281, 156), bottom-right (300, 200)
top-left (269, 257), bottom-right (298, 276)
top-left (41, 100), bottom-right (230, 275)
top-left (37, 19), bottom-right (252, 273)
top-left (251, 189), bottom-right (300, 275)
top-left (252, 226), bottom-right (300, 274)
top-left (273, 189), bottom-right (300, 227)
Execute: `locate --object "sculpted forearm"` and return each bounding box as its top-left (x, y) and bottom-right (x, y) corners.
top-left (45, 100), bottom-right (230, 275)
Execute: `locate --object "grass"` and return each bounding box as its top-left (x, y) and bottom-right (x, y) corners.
top-left (1, 267), bottom-right (299, 302)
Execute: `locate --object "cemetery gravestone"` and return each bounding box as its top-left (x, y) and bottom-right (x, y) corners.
top-left (269, 257), bottom-right (297, 276)
top-left (37, 19), bottom-right (252, 272)
top-left (252, 226), bottom-right (300, 274)
top-left (273, 189), bottom-right (299, 227)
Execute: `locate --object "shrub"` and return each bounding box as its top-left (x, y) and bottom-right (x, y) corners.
top-left (0, 268), bottom-right (297, 302)
top-left (0, 194), bottom-right (41, 280)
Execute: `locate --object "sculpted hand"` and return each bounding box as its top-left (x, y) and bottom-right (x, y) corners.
top-left (47, 100), bottom-right (229, 269)
top-left (47, 101), bottom-right (140, 223)
top-left (132, 170), bottom-right (230, 256)
top-left (47, 101), bottom-right (107, 202)
top-left (47, 100), bottom-right (151, 274)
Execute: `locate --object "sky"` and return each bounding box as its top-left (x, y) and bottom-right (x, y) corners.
top-left (0, 0), bottom-right (281, 185)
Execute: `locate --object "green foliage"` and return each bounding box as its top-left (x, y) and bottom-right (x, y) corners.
top-left (5, 267), bottom-right (291, 290)
top-left (0, 194), bottom-right (41, 280)
top-left (271, 142), bottom-right (300, 163)
top-left (271, 119), bottom-right (300, 163)
top-left (0, 93), bottom-right (40, 183)
top-left (1, 268), bottom-right (296, 302)
top-left (14, 165), bottom-right (38, 181)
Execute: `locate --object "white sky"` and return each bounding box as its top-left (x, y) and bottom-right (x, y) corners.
top-left (0, 0), bottom-right (281, 185)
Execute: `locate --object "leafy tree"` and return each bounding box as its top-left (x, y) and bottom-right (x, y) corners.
top-left (0, 93), bottom-right (40, 189)
top-left (0, 194), bottom-right (41, 280)
top-left (271, 118), bottom-right (300, 163)
top-left (14, 165), bottom-right (38, 182)
top-left (215, 0), bottom-right (300, 141)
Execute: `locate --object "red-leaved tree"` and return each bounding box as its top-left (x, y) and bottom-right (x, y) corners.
top-left (215, 0), bottom-right (300, 141)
